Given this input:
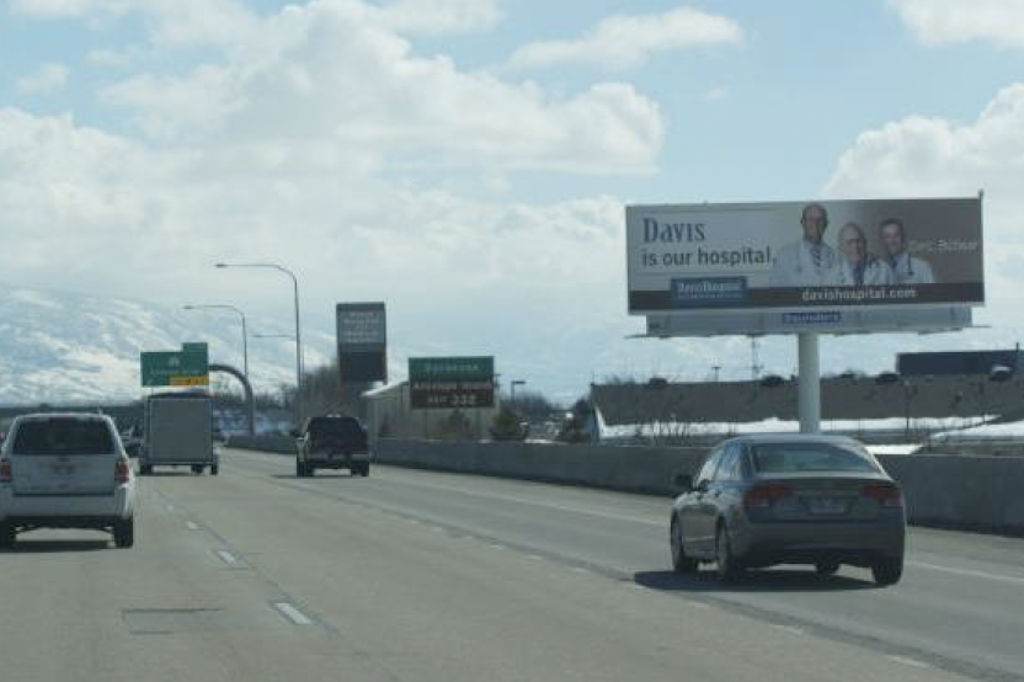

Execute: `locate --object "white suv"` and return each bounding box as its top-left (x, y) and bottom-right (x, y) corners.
top-left (0, 413), bottom-right (137, 548)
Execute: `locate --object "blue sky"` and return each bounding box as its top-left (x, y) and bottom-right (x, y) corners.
top-left (2, 0), bottom-right (1024, 400)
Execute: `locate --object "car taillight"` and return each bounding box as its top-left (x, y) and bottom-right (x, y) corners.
top-left (0, 460), bottom-right (10, 483)
top-left (115, 459), bottom-right (131, 484)
top-left (744, 483), bottom-right (792, 509)
top-left (862, 483), bottom-right (903, 508)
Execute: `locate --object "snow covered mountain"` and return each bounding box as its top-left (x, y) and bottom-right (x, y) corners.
top-left (0, 285), bottom-right (334, 404)
top-left (1, 283), bottom-right (1018, 406)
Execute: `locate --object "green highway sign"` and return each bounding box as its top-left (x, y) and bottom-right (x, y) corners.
top-left (408, 356), bottom-right (495, 410)
top-left (408, 356), bottom-right (494, 382)
top-left (140, 347), bottom-right (209, 387)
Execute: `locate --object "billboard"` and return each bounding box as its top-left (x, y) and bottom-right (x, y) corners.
top-left (627, 197), bottom-right (984, 318)
top-left (336, 303), bottom-right (387, 383)
top-left (409, 356), bottom-right (495, 410)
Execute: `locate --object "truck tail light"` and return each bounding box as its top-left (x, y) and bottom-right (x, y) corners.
top-left (115, 459), bottom-right (131, 484)
top-left (0, 460), bottom-right (10, 483)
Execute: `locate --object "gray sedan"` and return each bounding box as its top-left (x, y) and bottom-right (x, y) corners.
top-left (669, 434), bottom-right (905, 585)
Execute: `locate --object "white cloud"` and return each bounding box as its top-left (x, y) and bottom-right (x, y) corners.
top-left (0, 106), bottom-right (628, 332)
top-left (824, 82), bottom-right (1024, 326)
top-left (372, 0), bottom-right (503, 35)
top-left (16, 62), bottom-right (70, 94)
top-left (97, 1), bottom-right (663, 173)
top-left (508, 6), bottom-right (744, 71)
top-left (888, 0), bottom-right (1024, 49)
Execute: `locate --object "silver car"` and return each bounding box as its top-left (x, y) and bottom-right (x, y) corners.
top-left (669, 434), bottom-right (905, 585)
top-left (0, 413), bottom-right (137, 548)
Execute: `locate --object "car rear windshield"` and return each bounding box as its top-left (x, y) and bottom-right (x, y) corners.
top-left (751, 442), bottom-right (879, 474)
top-left (308, 418), bottom-right (364, 439)
top-left (11, 419), bottom-right (115, 456)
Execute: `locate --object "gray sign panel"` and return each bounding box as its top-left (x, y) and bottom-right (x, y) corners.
top-left (337, 302), bottom-right (387, 383)
top-left (645, 306), bottom-right (973, 338)
top-left (336, 303), bottom-right (387, 351)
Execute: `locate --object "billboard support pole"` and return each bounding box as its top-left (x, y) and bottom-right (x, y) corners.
top-left (797, 332), bottom-right (821, 434)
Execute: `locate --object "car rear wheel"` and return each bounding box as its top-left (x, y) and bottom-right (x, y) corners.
top-left (670, 516), bottom-right (697, 573)
top-left (140, 464), bottom-right (153, 475)
top-left (191, 464), bottom-right (203, 474)
top-left (0, 522), bottom-right (16, 548)
top-left (815, 561), bottom-right (840, 576)
top-left (715, 523), bottom-right (744, 583)
top-left (872, 556), bottom-right (903, 586)
top-left (113, 518), bottom-right (134, 549)
top-left (210, 464), bottom-right (219, 476)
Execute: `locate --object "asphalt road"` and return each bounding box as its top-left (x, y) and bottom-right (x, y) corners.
top-left (1, 447), bottom-right (1021, 682)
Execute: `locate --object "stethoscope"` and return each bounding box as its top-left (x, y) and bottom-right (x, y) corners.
top-left (893, 253), bottom-right (916, 277)
top-left (793, 241), bottom-right (834, 275)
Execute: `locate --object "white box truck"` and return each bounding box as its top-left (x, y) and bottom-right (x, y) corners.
top-left (139, 392), bottom-right (219, 475)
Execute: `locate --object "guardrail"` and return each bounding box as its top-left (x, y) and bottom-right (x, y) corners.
top-left (228, 436), bottom-right (1024, 533)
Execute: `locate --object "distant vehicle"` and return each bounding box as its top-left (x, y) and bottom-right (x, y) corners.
top-left (120, 425), bottom-right (143, 459)
top-left (0, 413), bottom-right (136, 548)
top-left (669, 434), bottom-right (905, 586)
top-left (140, 393), bottom-right (219, 475)
top-left (293, 415), bottom-right (370, 477)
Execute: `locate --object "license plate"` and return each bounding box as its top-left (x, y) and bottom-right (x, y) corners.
top-left (807, 497), bottom-right (847, 515)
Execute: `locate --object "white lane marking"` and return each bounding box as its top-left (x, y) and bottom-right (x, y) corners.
top-left (528, 554), bottom-right (545, 561)
top-left (273, 602), bottom-right (314, 626)
top-left (235, 449), bottom-right (665, 526)
top-left (687, 602), bottom-right (711, 610)
top-left (165, 504), bottom-right (176, 512)
top-left (375, 474), bottom-right (664, 527)
top-left (186, 521), bottom-right (200, 531)
top-left (488, 543), bottom-right (505, 550)
top-left (216, 550), bottom-right (238, 565)
top-left (888, 655), bottom-right (930, 669)
top-left (430, 526), bottom-right (445, 533)
top-left (907, 560), bottom-right (1024, 586)
top-left (572, 567), bottom-right (590, 575)
top-left (625, 582), bottom-right (645, 590)
top-left (772, 625), bottom-right (804, 636)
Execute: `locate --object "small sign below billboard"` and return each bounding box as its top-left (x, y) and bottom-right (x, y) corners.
top-left (409, 356), bottom-right (495, 410)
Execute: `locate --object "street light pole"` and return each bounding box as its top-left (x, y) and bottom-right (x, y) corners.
top-left (511, 380), bottom-right (526, 408)
top-left (216, 262), bottom-right (304, 428)
top-left (182, 304), bottom-right (249, 379)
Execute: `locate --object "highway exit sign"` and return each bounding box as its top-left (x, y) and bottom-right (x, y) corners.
top-left (141, 345), bottom-right (209, 387)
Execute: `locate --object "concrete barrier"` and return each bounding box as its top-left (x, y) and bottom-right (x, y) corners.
top-left (374, 439), bottom-right (706, 496)
top-left (228, 436), bottom-right (1024, 533)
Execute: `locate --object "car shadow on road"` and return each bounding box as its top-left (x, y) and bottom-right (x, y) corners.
top-left (270, 473), bottom-right (362, 480)
top-left (1, 539), bottom-right (111, 553)
top-left (137, 471), bottom-right (203, 477)
top-left (634, 569), bottom-right (876, 593)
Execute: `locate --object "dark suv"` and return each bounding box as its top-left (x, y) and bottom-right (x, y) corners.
top-left (294, 415), bottom-right (370, 477)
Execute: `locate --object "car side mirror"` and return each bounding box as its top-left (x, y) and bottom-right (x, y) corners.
top-left (673, 473), bottom-right (693, 492)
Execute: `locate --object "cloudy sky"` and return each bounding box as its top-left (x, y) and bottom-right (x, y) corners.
top-left (2, 0), bottom-right (1024, 400)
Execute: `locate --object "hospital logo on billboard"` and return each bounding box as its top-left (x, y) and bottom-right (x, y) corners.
top-left (672, 277), bottom-right (748, 308)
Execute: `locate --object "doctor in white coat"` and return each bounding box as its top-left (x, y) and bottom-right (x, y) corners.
top-left (770, 203), bottom-right (841, 286)
top-left (879, 218), bottom-right (935, 284)
top-left (835, 222), bottom-right (895, 286)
